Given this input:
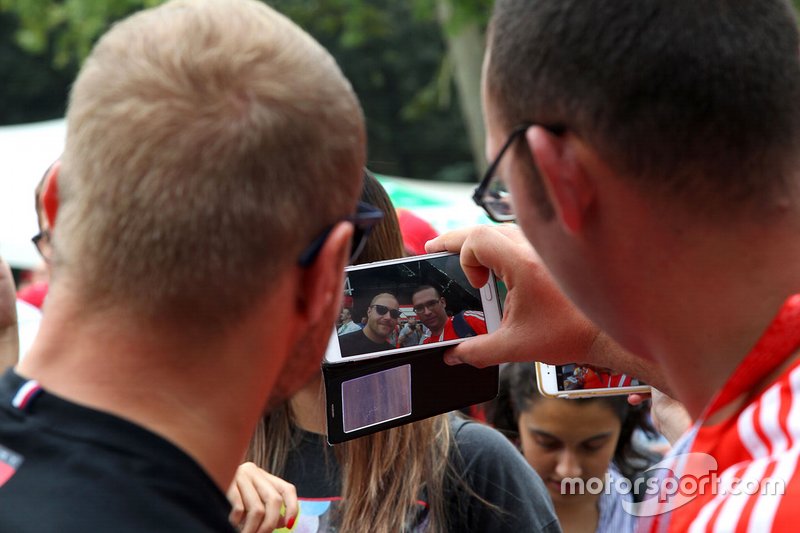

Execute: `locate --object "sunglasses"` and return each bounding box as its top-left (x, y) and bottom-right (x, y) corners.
top-left (412, 299), bottom-right (441, 314)
top-left (298, 200), bottom-right (384, 267)
top-left (370, 304), bottom-right (402, 319)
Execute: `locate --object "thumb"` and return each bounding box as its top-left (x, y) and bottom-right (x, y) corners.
top-left (442, 331), bottom-right (514, 368)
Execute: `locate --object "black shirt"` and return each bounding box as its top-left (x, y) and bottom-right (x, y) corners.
top-left (0, 369), bottom-right (234, 532)
top-left (338, 329), bottom-right (394, 357)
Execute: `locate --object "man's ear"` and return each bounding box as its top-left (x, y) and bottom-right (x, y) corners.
top-left (41, 160), bottom-right (61, 229)
top-left (295, 221), bottom-right (353, 326)
top-left (259, 222), bottom-right (353, 410)
top-left (526, 127), bottom-right (595, 234)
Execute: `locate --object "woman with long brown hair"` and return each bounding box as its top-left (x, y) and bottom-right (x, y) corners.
top-left (230, 172), bottom-right (559, 533)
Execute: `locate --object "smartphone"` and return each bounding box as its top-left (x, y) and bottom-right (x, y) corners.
top-left (535, 362), bottom-right (650, 398)
top-left (323, 252), bottom-right (502, 443)
top-left (324, 251), bottom-right (503, 364)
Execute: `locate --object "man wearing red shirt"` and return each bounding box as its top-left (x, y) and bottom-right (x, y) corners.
top-left (411, 285), bottom-right (487, 344)
top-left (425, 0), bottom-right (800, 530)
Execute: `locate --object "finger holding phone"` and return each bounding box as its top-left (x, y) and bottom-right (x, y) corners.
top-left (425, 225), bottom-right (598, 367)
top-left (425, 225), bottom-right (673, 396)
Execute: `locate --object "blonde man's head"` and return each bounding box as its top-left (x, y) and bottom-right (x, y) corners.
top-left (56, 0), bottom-right (365, 326)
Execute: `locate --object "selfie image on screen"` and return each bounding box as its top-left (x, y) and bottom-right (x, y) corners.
top-left (336, 255), bottom-right (487, 358)
top-left (556, 363), bottom-right (644, 391)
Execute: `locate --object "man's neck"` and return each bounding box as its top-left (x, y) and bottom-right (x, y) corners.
top-left (428, 319), bottom-right (445, 337)
top-left (603, 207), bottom-right (800, 418)
top-left (18, 291), bottom-right (289, 491)
top-left (289, 376), bottom-right (326, 434)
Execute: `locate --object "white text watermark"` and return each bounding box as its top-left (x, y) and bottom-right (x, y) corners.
top-left (560, 453), bottom-right (786, 516)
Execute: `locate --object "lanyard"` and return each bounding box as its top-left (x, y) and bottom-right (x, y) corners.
top-left (704, 294), bottom-right (800, 419)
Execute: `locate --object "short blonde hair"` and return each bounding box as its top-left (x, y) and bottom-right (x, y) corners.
top-left (57, 0), bottom-right (365, 325)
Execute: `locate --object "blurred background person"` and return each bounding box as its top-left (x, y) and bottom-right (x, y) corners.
top-left (398, 315), bottom-right (424, 347)
top-left (336, 307), bottom-right (361, 336)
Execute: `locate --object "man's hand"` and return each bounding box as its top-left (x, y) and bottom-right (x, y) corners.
top-left (629, 389), bottom-right (693, 446)
top-left (227, 462), bottom-right (298, 533)
top-left (426, 226), bottom-right (676, 393)
top-left (0, 257), bottom-right (18, 368)
top-left (425, 225), bottom-right (599, 367)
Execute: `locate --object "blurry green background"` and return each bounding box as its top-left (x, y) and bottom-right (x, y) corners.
top-left (0, 0), bottom-right (492, 182)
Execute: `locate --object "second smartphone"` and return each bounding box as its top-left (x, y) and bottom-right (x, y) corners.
top-left (536, 361), bottom-right (650, 398)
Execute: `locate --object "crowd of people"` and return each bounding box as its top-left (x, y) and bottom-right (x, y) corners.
top-left (2, 0), bottom-right (800, 531)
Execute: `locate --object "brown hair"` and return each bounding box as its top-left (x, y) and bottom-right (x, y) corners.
top-left (248, 172), bottom-right (453, 532)
top-left (56, 0), bottom-right (365, 328)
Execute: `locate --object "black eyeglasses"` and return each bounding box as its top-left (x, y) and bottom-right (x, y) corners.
top-left (298, 201), bottom-right (384, 267)
top-left (370, 304), bottom-right (402, 319)
top-left (473, 122), bottom-right (565, 223)
top-left (412, 298), bottom-right (441, 314)
top-left (31, 230), bottom-right (52, 262)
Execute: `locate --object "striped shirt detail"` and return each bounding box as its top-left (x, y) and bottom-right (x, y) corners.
top-left (11, 380), bottom-right (42, 410)
top-left (597, 465), bottom-right (638, 533)
top-left (684, 368), bottom-right (800, 532)
top-left (647, 295), bottom-right (800, 533)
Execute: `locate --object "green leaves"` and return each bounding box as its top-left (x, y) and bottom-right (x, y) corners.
top-left (0, 0), bottom-right (162, 67)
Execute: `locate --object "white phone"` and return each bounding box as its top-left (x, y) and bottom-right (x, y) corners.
top-left (324, 251), bottom-right (502, 364)
top-left (535, 362), bottom-right (651, 398)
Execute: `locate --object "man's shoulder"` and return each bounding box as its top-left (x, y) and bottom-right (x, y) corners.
top-left (460, 310), bottom-right (486, 327)
top-left (449, 310), bottom-right (487, 338)
top-left (0, 454), bottom-right (234, 532)
top-left (338, 329), bottom-right (364, 343)
top-left (0, 372), bottom-right (234, 532)
top-left (672, 348), bottom-right (800, 532)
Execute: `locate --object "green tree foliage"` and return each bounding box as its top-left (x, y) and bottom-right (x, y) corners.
top-left (412, 0), bottom-right (491, 35)
top-left (0, 0), bottom-right (488, 180)
top-left (0, 0), bottom-right (161, 67)
top-left (0, 12), bottom-right (75, 124)
top-left (268, 0), bottom-right (476, 180)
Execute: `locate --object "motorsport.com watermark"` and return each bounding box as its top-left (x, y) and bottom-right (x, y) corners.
top-left (561, 453), bottom-right (786, 516)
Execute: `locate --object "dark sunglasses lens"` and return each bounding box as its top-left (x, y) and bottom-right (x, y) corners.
top-left (374, 305), bottom-right (400, 319)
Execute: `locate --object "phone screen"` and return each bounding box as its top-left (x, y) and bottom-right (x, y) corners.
top-left (555, 363), bottom-right (645, 391)
top-left (335, 254), bottom-right (490, 358)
